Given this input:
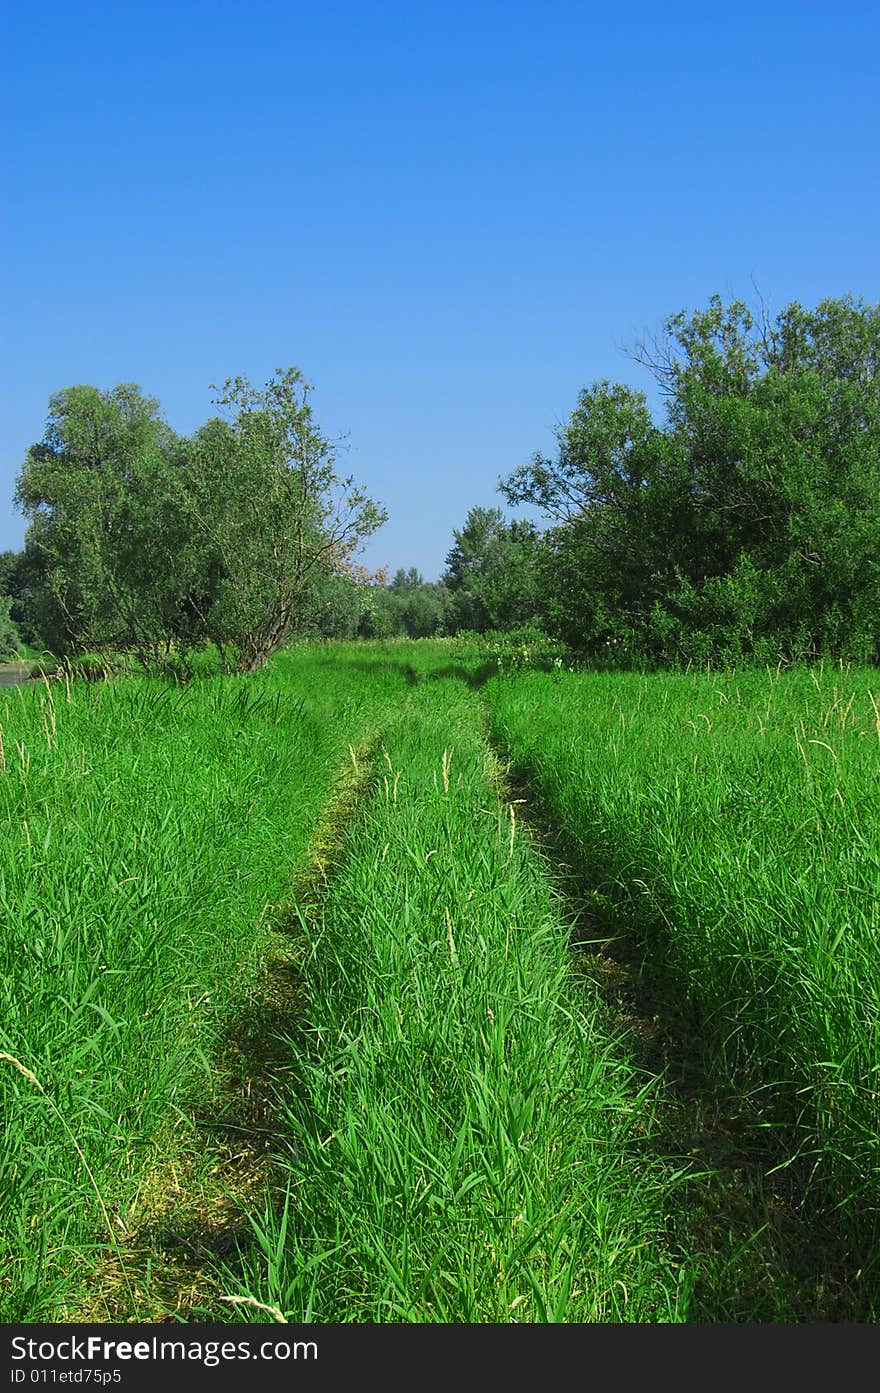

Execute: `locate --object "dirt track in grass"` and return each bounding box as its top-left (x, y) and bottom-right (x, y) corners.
top-left (68, 738), bottom-right (379, 1323)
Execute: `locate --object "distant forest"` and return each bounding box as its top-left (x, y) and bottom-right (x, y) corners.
top-left (3, 292), bottom-right (878, 670)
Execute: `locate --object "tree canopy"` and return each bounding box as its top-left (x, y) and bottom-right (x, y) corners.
top-left (12, 293), bottom-right (878, 671)
top-left (443, 506), bottom-right (544, 633)
top-left (502, 293), bottom-right (880, 664)
top-left (15, 383), bottom-right (198, 661)
top-left (15, 369), bottom-right (387, 670)
top-left (186, 369), bottom-right (386, 668)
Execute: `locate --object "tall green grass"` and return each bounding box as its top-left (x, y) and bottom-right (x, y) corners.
top-left (0, 648), bottom-right (407, 1320)
top-left (488, 663), bottom-right (880, 1299)
top-left (221, 674), bottom-right (688, 1322)
top-left (12, 636), bottom-right (873, 1323)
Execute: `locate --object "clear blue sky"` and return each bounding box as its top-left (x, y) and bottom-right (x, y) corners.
top-left (2, 0), bottom-right (878, 580)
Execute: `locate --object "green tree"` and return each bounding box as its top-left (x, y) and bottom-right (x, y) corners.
top-left (0, 551), bottom-right (36, 646)
top-left (15, 369), bottom-right (388, 672)
top-left (353, 573), bottom-right (449, 639)
top-left (500, 383), bottom-right (670, 652)
top-left (505, 294), bottom-right (880, 664)
top-left (636, 294), bottom-right (880, 660)
top-left (502, 381), bottom-right (660, 524)
top-left (15, 384), bottom-right (203, 663)
top-left (357, 586), bottom-right (405, 638)
top-left (298, 572), bottom-right (367, 639)
top-left (0, 595), bottom-right (21, 659)
top-left (185, 368), bottom-right (387, 669)
top-left (389, 566), bottom-right (425, 591)
top-left (397, 583), bottom-right (447, 637)
top-left (443, 506), bottom-right (544, 632)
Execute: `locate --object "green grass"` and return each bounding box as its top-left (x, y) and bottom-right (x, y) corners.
top-left (487, 662), bottom-right (880, 1308)
top-left (0, 647), bottom-right (408, 1320)
top-left (218, 671), bottom-right (688, 1322)
top-left (6, 638), bottom-right (878, 1323)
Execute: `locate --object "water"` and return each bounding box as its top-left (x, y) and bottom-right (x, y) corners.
top-left (0, 662), bottom-right (33, 688)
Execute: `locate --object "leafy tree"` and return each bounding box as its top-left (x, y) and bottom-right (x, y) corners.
top-left (389, 566), bottom-right (425, 591)
top-left (0, 551), bottom-right (38, 646)
top-left (185, 369), bottom-right (387, 669)
top-left (297, 572), bottom-right (368, 639)
top-left (15, 368), bottom-right (388, 671)
top-left (502, 382), bottom-right (660, 524)
top-left (356, 586), bottom-right (404, 639)
top-left (356, 576), bottom-right (448, 639)
top-left (0, 552), bottom-right (15, 597)
top-left (505, 294), bottom-right (880, 664)
top-left (0, 595), bottom-right (21, 659)
top-left (396, 583), bottom-right (447, 637)
top-left (443, 506), bottom-right (544, 632)
top-left (15, 384), bottom-right (204, 663)
top-left (500, 384), bottom-right (672, 652)
top-left (637, 294), bottom-right (880, 660)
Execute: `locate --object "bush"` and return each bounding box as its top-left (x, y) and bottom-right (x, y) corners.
top-left (0, 596), bottom-right (21, 660)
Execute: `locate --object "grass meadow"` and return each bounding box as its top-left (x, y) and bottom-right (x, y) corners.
top-left (0, 649), bottom-right (406, 1319)
top-left (489, 662), bottom-right (880, 1308)
top-left (1, 640), bottom-right (878, 1321)
top-left (218, 671), bottom-right (685, 1321)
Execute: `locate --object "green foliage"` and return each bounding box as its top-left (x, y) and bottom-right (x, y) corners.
top-left (443, 505), bottom-right (544, 632)
top-left (503, 380), bottom-right (659, 524)
top-left (356, 574), bottom-right (450, 639)
top-left (0, 595), bottom-right (21, 659)
top-left (297, 572), bottom-right (367, 639)
top-left (388, 565), bottom-right (425, 590)
top-left (185, 369), bottom-right (387, 669)
top-left (502, 294), bottom-right (880, 665)
top-left (14, 369), bottom-right (388, 672)
top-left (489, 663), bottom-right (880, 1312)
top-left (393, 581), bottom-right (448, 637)
top-left (0, 547), bottom-right (49, 648)
top-left (15, 384), bottom-right (206, 662)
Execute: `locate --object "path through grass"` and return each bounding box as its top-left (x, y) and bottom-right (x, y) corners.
top-left (488, 662), bottom-right (880, 1316)
top-left (0, 648), bottom-right (406, 1320)
top-left (217, 670), bottom-right (688, 1321)
top-left (6, 641), bottom-right (877, 1322)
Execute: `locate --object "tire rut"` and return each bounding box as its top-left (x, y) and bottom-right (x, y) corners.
top-left (482, 716), bottom-right (865, 1321)
top-left (66, 734), bottom-right (384, 1324)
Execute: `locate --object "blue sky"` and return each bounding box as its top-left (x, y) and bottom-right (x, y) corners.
top-left (2, 0), bottom-right (878, 579)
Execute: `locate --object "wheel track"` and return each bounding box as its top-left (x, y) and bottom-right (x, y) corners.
top-left (66, 732), bottom-right (385, 1323)
top-left (481, 706), bottom-right (865, 1321)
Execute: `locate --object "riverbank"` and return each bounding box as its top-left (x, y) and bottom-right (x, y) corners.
top-left (0, 660), bottom-right (34, 687)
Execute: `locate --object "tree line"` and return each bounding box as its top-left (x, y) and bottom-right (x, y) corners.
top-left (4, 292), bottom-right (878, 669)
top-left (508, 293), bottom-right (880, 665)
top-left (3, 369), bottom-right (386, 670)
